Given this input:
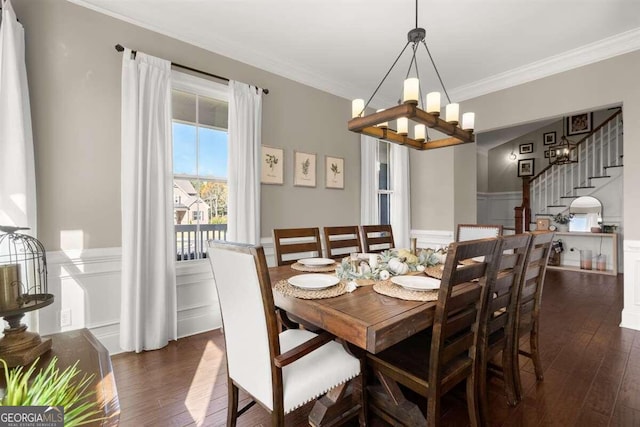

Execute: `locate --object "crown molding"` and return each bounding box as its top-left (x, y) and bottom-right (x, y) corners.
top-left (451, 27), bottom-right (640, 102)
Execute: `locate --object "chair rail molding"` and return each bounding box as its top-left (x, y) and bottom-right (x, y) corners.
top-left (621, 239), bottom-right (640, 331)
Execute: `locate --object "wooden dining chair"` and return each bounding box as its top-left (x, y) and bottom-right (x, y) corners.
top-left (456, 224), bottom-right (504, 242)
top-left (366, 237), bottom-right (503, 427)
top-left (272, 227), bottom-right (323, 266)
top-left (323, 226), bottom-right (363, 259)
top-left (512, 231), bottom-right (554, 401)
top-left (360, 224), bottom-right (395, 253)
top-left (477, 233), bottom-right (531, 424)
top-left (207, 240), bottom-right (366, 427)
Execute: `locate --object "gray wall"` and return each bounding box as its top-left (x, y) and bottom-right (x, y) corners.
top-left (460, 50), bottom-right (640, 239)
top-left (487, 109), bottom-right (618, 193)
top-left (13, 0), bottom-right (360, 251)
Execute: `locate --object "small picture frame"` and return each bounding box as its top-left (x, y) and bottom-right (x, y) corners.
top-left (519, 142), bottom-right (534, 154)
top-left (545, 149), bottom-right (557, 160)
top-left (517, 158), bottom-right (535, 177)
top-left (543, 131), bottom-right (556, 145)
top-left (294, 151), bottom-right (316, 187)
top-left (325, 156), bottom-right (344, 189)
top-left (261, 145), bottom-right (284, 185)
top-left (536, 218), bottom-right (551, 231)
top-left (567, 112), bottom-right (593, 136)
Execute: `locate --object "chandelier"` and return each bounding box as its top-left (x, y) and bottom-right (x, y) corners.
top-left (348, 0), bottom-right (475, 150)
top-left (553, 117), bottom-right (578, 165)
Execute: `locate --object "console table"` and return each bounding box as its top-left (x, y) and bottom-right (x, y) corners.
top-left (547, 231), bottom-right (618, 276)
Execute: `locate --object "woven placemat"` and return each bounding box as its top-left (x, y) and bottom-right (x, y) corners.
top-left (291, 262), bottom-right (337, 272)
top-left (424, 266), bottom-right (444, 280)
top-left (274, 279), bottom-right (347, 299)
top-left (373, 281), bottom-right (439, 302)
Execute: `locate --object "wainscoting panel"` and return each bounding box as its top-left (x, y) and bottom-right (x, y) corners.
top-left (621, 239), bottom-right (640, 331)
top-left (477, 191), bottom-right (522, 229)
top-left (410, 229), bottom-right (454, 250)
top-left (43, 248), bottom-right (224, 355)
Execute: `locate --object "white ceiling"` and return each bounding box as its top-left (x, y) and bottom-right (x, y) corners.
top-left (71, 0), bottom-right (640, 144)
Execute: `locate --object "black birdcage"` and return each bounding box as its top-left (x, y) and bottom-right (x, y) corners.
top-left (0, 226), bottom-right (54, 366)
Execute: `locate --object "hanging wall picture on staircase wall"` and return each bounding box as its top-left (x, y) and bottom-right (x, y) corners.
top-left (567, 112), bottom-right (593, 136)
top-left (543, 131), bottom-right (556, 145)
top-left (518, 158), bottom-right (535, 177)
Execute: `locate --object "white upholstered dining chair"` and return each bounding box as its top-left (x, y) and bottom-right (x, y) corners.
top-left (207, 240), bottom-right (365, 426)
top-left (456, 224), bottom-right (504, 242)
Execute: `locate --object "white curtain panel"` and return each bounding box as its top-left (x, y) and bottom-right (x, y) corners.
top-left (0, 0), bottom-right (36, 233)
top-left (120, 48), bottom-right (177, 352)
top-left (390, 143), bottom-right (411, 249)
top-left (227, 80), bottom-right (262, 244)
top-left (360, 135), bottom-right (378, 225)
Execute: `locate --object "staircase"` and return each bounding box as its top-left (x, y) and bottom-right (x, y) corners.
top-left (529, 110), bottom-right (623, 222)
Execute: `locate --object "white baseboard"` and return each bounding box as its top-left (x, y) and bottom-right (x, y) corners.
top-left (621, 239), bottom-right (640, 331)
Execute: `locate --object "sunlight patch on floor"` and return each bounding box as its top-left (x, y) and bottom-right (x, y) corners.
top-left (185, 339), bottom-right (220, 425)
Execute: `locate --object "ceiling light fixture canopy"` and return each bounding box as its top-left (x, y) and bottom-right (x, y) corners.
top-left (348, 0), bottom-right (475, 150)
top-left (553, 117), bottom-right (578, 165)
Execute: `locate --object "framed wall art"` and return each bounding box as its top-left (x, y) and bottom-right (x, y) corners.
top-left (567, 112), bottom-right (593, 136)
top-left (543, 131), bottom-right (556, 145)
top-left (536, 218), bottom-right (551, 231)
top-left (519, 142), bottom-right (534, 154)
top-left (325, 156), bottom-right (344, 189)
top-left (294, 151), bottom-right (316, 187)
top-left (517, 158), bottom-right (535, 177)
top-left (261, 145), bottom-right (284, 185)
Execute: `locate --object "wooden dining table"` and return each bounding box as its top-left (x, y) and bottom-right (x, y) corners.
top-left (269, 264), bottom-right (468, 354)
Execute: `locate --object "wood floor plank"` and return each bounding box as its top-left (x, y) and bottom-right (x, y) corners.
top-left (111, 270), bottom-right (632, 427)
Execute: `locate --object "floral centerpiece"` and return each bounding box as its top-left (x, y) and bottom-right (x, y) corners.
top-left (335, 248), bottom-right (444, 281)
top-left (553, 213), bottom-right (573, 225)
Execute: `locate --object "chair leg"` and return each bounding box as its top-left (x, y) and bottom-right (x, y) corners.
top-left (530, 323), bottom-right (544, 381)
top-left (271, 410), bottom-right (285, 427)
top-left (502, 342), bottom-right (519, 406)
top-left (477, 352), bottom-right (490, 427)
top-left (227, 379), bottom-right (239, 427)
top-left (466, 375), bottom-right (481, 427)
top-left (357, 365), bottom-right (368, 426)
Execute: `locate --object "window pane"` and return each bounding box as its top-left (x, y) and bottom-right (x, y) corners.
top-left (199, 127), bottom-right (228, 179)
top-left (173, 122), bottom-right (197, 175)
top-left (379, 194), bottom-right (390, 225)
top-left (172, 90), bottom-right (196, 123)
top-left (377, 141), bottom-right (390, 190)
top-left (199, 95), bottom-right (228, 129)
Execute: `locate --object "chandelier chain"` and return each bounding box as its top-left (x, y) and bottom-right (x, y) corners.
top-left (361, 41), bottom-right (411, 115)
top-left (421, 40), bottom-right (451, 104)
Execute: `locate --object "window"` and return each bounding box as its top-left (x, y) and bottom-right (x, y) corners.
top-left (377, 140), bottom-right (392, 225)
top-left (172, 72), bottom-right (229, 261)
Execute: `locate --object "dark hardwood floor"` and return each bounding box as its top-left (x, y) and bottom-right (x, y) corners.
top-left (112, 270), bottom-right (636, 426)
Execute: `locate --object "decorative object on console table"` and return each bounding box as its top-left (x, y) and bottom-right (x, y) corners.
top-left (325, 155), bottom-right (344, 189)
top-left (543, 131), bottom-right (556, 145)
top-left (0, 227), bottom-right (54, 367)
top-left (519, 142), bottom-right (533, 154)
top-left (517, 158), bottom-right (535, 177)
top-left (293, 151), bottom-right (316, 187)
top-left (552, 213), bottom-right (573, 232)
top-left (536, 218), bottom-right (550, 231)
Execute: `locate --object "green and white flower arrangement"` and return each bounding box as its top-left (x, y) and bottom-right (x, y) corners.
top-left (335, 248), bottom-right (444, 281)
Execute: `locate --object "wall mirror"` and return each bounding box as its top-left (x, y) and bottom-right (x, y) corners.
top-left (569, 196), bottom-right (602, 232)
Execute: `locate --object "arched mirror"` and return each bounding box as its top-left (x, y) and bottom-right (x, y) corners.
top-left (569, 196), bottom-right (602, 232)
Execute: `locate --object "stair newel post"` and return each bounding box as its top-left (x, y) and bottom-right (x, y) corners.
top-left (515, 176), bottom-right (531, 234)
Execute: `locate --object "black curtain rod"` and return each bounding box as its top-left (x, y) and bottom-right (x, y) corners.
top-left (115, 44), bottom-right (269, 94)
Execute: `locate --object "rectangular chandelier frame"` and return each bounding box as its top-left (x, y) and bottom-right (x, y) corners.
top-left (348, 103), bottom-right (475, 150)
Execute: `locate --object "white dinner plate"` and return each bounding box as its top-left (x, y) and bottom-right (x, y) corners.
top-left (390, 276), bottom-right (441, 291)
top-left (288, 274), bottom-right (340, 290)
top-left (297, 258), bottom-right (336, 266)
top-left (472, 256), bottom-right (485, 262)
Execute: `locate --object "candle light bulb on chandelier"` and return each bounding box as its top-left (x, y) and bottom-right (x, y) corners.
top-left (462, 112), bottom-right (475, 131)
top-left (445, 103), bottom-right (459, 125)
top-left (397, 118), bottom-right (409, 135)
top-left (414, 124), bottom-right (426, 142)
top-left (426, 92), bottom-right (441, 115)
top-left (403, 78), bottom-right (420, 104)
top-left (351, 99), bottom-right (364, 118)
